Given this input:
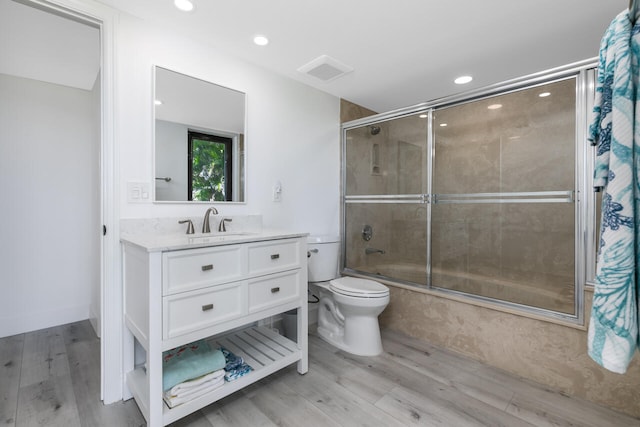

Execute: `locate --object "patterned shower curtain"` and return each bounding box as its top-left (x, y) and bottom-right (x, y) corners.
top-left (588, 9), bottom-right (640, 374)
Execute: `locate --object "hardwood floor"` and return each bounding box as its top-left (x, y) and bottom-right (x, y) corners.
top-left (1, 320), bottom-right (638, 426)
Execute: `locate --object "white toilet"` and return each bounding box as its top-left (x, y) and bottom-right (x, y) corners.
top-left (308, 236), bottom-right (390, 356)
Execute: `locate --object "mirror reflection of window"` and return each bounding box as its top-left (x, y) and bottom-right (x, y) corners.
top-left (188, 130), bottom-right (232, 202)
top-left (154, 66), bottom-right (246, 203)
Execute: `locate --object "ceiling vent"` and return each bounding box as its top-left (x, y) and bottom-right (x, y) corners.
top-left (297, 55), bottom-right (353, 82)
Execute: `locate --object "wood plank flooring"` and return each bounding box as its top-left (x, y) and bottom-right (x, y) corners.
top-left (1, 320), bottom-right (638, 427)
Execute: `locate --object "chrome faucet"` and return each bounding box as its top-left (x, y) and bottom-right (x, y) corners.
top-left (218, 218), bottom-right (232, 232)
top-left (365, 248), bottom-right (385, 255)
top-left (202, 207), bottom-right (218, 233)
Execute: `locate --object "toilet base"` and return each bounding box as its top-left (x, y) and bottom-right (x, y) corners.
top-left (314, 283), bottom-right (387, 357)
top-left (316, 321), bottom-right (384, 356)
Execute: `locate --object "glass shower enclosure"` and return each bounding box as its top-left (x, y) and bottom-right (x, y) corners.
top-left (342, 66), bottom-right (591, 322)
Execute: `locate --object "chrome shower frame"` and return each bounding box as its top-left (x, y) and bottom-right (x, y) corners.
top-left (340, 58), bottom-right (597, 325)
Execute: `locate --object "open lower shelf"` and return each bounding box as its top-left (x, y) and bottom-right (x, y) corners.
top-left (127, 325), bottom-right (302, 426)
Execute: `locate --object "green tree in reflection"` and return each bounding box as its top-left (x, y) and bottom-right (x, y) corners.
top-left (191, 138), bottom-right (226, 201)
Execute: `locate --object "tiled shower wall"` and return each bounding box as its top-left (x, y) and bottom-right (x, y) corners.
top-left (344, 114), bottom-right (428, 277)
top-left (345, 79), bottom-right (576, 312)
top-left (431, 79), bottom-right (576, 313)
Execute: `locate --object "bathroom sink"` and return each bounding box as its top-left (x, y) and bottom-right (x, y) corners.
top-left (187, 232), bottom-right (256, 244)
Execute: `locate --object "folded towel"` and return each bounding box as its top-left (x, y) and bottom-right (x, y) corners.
top-left (163, 340), bottom-right (226, 391)
top-left (163, 374), bottom-right (224, 408)
top-left (220, 347), bottom-right (253, 382)
top-left (220, 347), bottom-right (245, 371)
top-left (166, 369), bottom-right (225, 397)
top-left (224, 363), bottom-right (253, 382)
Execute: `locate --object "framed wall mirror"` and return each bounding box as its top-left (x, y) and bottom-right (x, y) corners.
top-left (154, 66), bottom-right (246, 203)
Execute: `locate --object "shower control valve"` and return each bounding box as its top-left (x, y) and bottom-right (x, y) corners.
top-left (362, 224), bottom-right (373, 241)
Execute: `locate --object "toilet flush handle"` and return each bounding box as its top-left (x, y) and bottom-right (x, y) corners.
top-left (307, 248), bottom-right (319, 258)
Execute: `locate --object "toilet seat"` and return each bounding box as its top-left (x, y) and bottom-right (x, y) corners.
top-left (329, 277), bottom-right (389, 298)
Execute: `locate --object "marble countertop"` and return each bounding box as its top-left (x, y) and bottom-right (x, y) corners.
top-left (120, 229), bottom-right (309, 252)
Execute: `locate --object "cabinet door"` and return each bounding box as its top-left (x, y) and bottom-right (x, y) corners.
top-left (248, 239), bottom-right (302, 277)
top-left (163, 281), bottom-right (248, 339)
top-left (248, 270), bottom-right (301, 313)
top-left (163, 245), bottom-right (246, 295)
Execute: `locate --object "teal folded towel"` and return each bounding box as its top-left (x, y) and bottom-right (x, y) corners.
top-left (162, 340), bottom-right (226, 391)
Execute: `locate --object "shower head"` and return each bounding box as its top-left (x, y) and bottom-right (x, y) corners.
top-left (369, 125), bottom-right (381, 135)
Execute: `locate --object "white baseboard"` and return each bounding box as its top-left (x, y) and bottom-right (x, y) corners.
top-left (0, 304), bottom-right (90, 338)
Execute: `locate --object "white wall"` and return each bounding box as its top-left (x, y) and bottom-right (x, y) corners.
top-left (89, 72), bottom-right (101, 337)
top-left (116, 14), bottom-right (341, 236)
top-left (0, 73), bottom-right (99, 337)
top-left (154, 119), bottom-right (188, 201)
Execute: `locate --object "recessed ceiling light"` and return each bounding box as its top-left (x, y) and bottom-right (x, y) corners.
top-left (253, 35), bottom-right (269, 46)
top-left (154, 99), bottom-right (163, 105)
top-left (487, 104), bottom-right (503, 110)
top-left (419, 114), bottom-right (428, 119)
top-left (454, 75), bottom-right (473, 85)
top-left (174, 0), bottom-right (194, 11)
top-left (539, 92), bottom-right (551, 97)
top-left (440, 123), bottom-right (448, 127)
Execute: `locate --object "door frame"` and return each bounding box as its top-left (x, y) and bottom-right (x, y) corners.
top-left (24, 0), bottom-right (121, 403)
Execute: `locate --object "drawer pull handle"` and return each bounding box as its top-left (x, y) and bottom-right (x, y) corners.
top-left (202, 304), bottom-right (214, 311)
top-left (271, 254), bottom-right (280, 260)
top-left (201, 264), bottom-right (214, 271)
top-left (271, 287), bottom-right (280, 293)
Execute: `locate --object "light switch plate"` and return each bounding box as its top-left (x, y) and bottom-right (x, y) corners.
top-left (127, 182), bottom-right (150, 203)
top-left (272, 180), bottom-right (282, 202)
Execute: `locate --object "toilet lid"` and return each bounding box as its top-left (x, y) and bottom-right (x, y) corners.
top-left (329, 277), bottom-right (389, 297)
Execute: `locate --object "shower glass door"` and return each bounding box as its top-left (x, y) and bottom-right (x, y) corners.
top-left (343, 114), bottom-right (429, 285)
top-left (342, 67), bottom-right (589, 322)
top-left (431, 77), bottom-right (577, 314)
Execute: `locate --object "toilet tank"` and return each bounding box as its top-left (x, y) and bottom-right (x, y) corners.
top-left (307, 235), bottom-right (340, 282)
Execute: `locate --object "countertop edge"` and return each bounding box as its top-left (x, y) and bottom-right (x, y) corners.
top-left (120, 230), bottom-right (309, 252)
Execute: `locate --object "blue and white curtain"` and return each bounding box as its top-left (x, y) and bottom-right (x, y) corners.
top-left (588, 9), bottom-right (640, 374)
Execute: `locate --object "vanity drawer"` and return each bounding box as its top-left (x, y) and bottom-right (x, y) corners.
top-left (163, 245), bottom-right (246, 295)
top-left (248, 239), bottom-right (301, 276)
top-left (248, 270), bottom-right (301, 313)
top-left (163, 281), bottom-right (247, 339)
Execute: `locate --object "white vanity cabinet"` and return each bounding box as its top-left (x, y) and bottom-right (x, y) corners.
top-left (121, 233), bottom-right (308, 426)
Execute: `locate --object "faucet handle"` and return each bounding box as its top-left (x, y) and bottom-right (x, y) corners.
top-left (218, 218), bottom-right (232, 232)
top-left (178, 219), bottom-right (195, 234)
